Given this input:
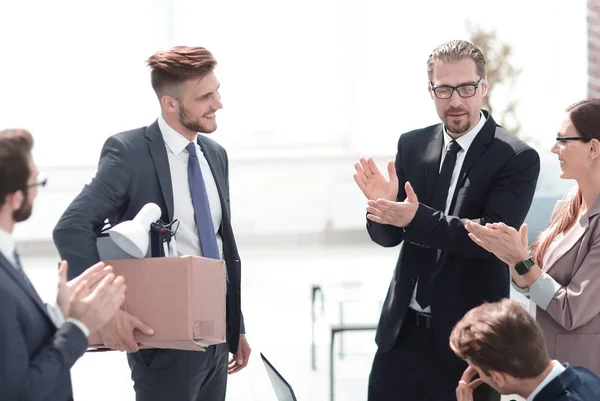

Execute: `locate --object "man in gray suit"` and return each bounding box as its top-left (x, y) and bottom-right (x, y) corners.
top-left (53, 46), bottom-right (251, 401)
top-left (0, 128), bottom-right (126, 401)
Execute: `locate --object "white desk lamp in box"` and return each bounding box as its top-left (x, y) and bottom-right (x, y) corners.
top-left (108, 203), bottom-right (162, 258)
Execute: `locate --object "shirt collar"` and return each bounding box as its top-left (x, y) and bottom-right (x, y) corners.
top-left (442, 111), bottom-right (486, 153)
top-left (526, 360), bottom-right (566, 401)
top-left (158, 115), bottom-right (198, 156)
top-left (0, 228), bottom-right (16, 265)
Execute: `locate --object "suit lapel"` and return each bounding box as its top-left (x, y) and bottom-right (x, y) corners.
top-left (454, 111), bottom-right (496, 190)
top-left (197, 135), bottom-right (231, 227)
top-left (0, 252), bottom-right (53, 322)
top-left (543, 218), bottom-right (586, 273)
top-left (423, 112), bottom-right (495, 208)
top-left (424, 126), bottom-right (444, 204)
top-left (196, 135), bottom-right (239, 291)
top-left (446, 112), bottom-right (497, 214)
top-left (146, 121), bottom-right (174, 222)
top-left (544, 196), bottom-right (600, 273)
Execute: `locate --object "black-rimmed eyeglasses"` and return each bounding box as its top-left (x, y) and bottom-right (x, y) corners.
top-left (555, 136), bottom-right (593, 144)
top-left (27, 174), bottom-right (47, 189)
top-left (430, 77), bottom-right (484, 99)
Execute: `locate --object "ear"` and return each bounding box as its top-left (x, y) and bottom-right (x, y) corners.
top-left (482, 76), bottom-right (489, 98)
top-left (160, 95), bottom-right (179, 112)
top-left (489, 370), bottom-right (507, 387)
top-left (428, 82), bottom-right (434, 100)
top-left (8, 190), bottom-right (24, 212)
top-left (590, 138), bottom-right (600, 161)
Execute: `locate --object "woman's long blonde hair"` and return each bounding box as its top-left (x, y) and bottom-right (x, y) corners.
top-left (531, 188), bottom-right (582, 268)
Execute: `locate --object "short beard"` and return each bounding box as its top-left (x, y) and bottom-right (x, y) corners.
top-left (13, 191), bottom-right (32, 222)
top-left (445, 120), bottom-right (471, 135)
top-left (179, 104), bottom-right (215, 134)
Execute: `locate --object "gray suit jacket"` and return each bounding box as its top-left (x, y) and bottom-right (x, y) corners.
top-left (52, 121), bottom-right (244, 353)
top-left (533, 196), bottom-right (600, 375)
top-left (0, 252), bottom-right (88, 401)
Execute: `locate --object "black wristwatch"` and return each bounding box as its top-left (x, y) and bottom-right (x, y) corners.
top-left (514, 257), bottom-right (535, 276)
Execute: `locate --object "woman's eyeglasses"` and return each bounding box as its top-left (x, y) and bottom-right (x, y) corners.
top-left (555, 136), bottom-right (593, 144)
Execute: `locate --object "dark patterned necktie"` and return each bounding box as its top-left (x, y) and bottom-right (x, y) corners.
top-left (416, 140), bottom-right (462, 308)
top-left (431, 140), bottom-right (462, 211)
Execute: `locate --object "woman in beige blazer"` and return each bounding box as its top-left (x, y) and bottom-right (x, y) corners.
top-left (464, 98), bottom-right (600, 375)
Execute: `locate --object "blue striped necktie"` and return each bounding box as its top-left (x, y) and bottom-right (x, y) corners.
top-left (186, 142), bottom-right (220, 260)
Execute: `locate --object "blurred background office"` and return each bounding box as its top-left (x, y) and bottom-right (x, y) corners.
top-left (0, 0), bottom-right (597, 400)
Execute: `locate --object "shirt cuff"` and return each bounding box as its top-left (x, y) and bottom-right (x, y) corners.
top-left (46, 303), bottom-right (66, 328)
top-left (67, 318), bottom-right (91, 338)
top-left (511, 279), bottom-right (530, 295)
top-left (529, 272), bottom-right (562, 310)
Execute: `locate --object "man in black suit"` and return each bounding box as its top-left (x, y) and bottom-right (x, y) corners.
top-left (0, 128), bottom-right (126, 401)
top-left (451, 299), bottom-right (600, 401)
top-left (53, 46), bottom-right (250, 401)
top-left (353, 40), bottom-right (540, 401)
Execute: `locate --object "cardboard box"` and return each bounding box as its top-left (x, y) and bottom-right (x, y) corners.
top-left (88, 256), bottom-right (226, 351)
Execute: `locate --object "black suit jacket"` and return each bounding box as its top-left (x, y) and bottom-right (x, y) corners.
top-left (368, 112), bottom-right (540, 365)
top-left (0, 252), bottom-right (88, 401)
top-left (52, 121), bottom-right (244, 353)
top-left (534, 364), bottom-right (600, 401)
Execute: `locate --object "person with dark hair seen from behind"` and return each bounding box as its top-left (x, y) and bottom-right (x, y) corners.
top-left (0, 128), bottom-right (126, 401)
top-left (353, 39), bottom-right (540, 401)
top-left (450, 298), bottom-right (600, 401)
top-left (52, 46), bottom-right (250, 401)
top-left (465, 98), bottom-right (600, 376)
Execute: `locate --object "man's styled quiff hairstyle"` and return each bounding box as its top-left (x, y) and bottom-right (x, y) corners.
top-left (146, 46), bottom-right (217, 100)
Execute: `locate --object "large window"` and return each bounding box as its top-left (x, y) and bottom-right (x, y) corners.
top-left (0, 0), bottom-right (588, 164)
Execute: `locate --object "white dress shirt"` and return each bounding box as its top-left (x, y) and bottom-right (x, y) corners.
top-left (410, 112), bottom-right (487, 313)
top-left (0, 229), bottom-right (89, 337)
top-left (158, 116), bottom-right (224, 259)
top-left (527, 360), bottom-right (566, 401)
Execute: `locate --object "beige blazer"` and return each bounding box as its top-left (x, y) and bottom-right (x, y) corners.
top-left (535, 195), bottom-right (600, 375)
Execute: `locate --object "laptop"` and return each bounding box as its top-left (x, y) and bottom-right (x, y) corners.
top-left (260, 353), bottom-right (299, 401)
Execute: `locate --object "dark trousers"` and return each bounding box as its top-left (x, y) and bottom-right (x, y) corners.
top-left (127, 343), bottom-right (229, 401)
top-left (368, 311), bottom-right (500, 401)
